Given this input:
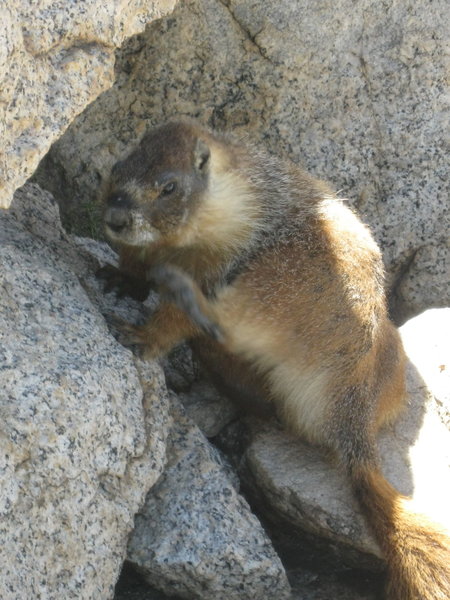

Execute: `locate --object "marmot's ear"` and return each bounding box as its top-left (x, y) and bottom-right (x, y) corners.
top-left (194, 138), bottom-right (210, 172)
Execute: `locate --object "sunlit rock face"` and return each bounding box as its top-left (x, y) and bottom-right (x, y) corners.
top-left (0, 184), bottom-right (170, 599)
top-left (0, 0), bottom-right (176, 209)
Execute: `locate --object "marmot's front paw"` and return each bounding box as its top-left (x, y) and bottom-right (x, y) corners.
top-left (103, 314), bottom-right (143, 356)
top-left (104, 314), bottom-right (168, 360)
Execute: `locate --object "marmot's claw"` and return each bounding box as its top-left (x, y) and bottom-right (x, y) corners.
top-left (103, 313), bottom-right (146, 356)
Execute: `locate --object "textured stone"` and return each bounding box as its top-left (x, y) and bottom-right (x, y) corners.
top-left (127, 400), bottom-right (291, 600)
top-left (0, 0), bottom-right (176, 209)
top-left (178, 380), bottom-right (237, 438)
top-left (35, 0), bottom-right (449, 320)
top-left (0, 183), bottom-right (170, 599)
top-left (161, 343), bottom-right (197, 394)
top-left (226, 309), bottom-right (450, 566)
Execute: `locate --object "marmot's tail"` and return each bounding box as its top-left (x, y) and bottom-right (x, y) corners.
top-left (350, 466), bottom-right (450, 599)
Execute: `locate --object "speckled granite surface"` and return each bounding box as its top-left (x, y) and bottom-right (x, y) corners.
top-left (0, 0), bottom-right (177, 208)
top-left (0, 184), bottom-right (170, 599)
top-left (127, 400), bottom-right (291, 600)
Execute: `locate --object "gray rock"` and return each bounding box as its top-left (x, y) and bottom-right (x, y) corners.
top-left (0, 183), bottom-right (170, 599)
top-left (228, 309), bottom-right (450, 566)
top-left (162, 343), bottom-right (197, 394)
top-left (72, 235), bottom-right (159, 325)
top-left (178, 380), bottom-right (238, 438)
top-left (0, 0), bottom-right (176, 208)
top-left (34, 0), bottom-right (449, 320)
top-left (127, 400), bottom-right (291, 600)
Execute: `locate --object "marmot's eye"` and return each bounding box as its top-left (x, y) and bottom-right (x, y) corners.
top-left (161, 181), bottom-right (177, 195)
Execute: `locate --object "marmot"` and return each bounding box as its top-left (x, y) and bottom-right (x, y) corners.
top-left (99, 120), bottom-right (450, 599)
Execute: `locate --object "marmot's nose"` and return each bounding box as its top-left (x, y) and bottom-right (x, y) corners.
top-left (104, 192), bottom-right (133, 232)
top-left (104, 207), bottom-right (131, 233)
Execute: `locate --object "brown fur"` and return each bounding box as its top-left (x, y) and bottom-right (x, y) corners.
top-left (100, 119), bottom-right (450, 599)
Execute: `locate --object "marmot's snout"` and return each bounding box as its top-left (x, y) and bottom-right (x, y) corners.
top-left (104, 191), bottom-right (133, 235)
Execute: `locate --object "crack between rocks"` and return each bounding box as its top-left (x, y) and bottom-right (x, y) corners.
top-left (388, 245), bottom-right (423, 324)
top-left (217, 0), bottom-right (273, 64)
top-left (25, 38), bottom-right (114, 60)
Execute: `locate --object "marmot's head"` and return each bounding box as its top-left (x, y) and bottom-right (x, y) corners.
top-left (103, 121), bottom-right (212, 246)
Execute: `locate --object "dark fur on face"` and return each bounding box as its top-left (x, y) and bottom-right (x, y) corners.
top-left (103, 121), bottom-right (211, 243)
